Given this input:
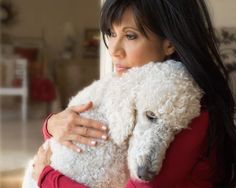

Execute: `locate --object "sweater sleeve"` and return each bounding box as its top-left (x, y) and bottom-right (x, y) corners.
top-left (38, 166), bottom-right (89, 188)
top-left (125, 111), bottom-right (214, 188)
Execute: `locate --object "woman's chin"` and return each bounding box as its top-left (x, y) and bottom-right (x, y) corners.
top-left (115, 72), bottom-right (123, 77)
top-left (115, 71), bottom-right (126, 77)
top-left (115, 68), bottom-right (130, 77)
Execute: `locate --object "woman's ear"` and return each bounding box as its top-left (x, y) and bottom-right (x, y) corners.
top-left (164, 40), bottom-right (175, 56)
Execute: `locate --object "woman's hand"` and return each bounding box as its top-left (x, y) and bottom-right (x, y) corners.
top-left (47, 101), bottom-right (108, 152)
top-left (32, 144), bottom-right (52, 181)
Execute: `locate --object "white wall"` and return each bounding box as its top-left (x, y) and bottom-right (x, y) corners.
top-left (207, 0), bottom-right (236, 27)
top-left (3, 0), bottom-right (100, 56)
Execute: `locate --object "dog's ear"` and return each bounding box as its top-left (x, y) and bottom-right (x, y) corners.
top-left (105, 94), bottom-right (136, 146)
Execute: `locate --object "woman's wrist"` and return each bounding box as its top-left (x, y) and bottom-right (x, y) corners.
top-left (47, 114), bottom-right (55, 136)
top-left (43, 113), bottom-right (55, 139)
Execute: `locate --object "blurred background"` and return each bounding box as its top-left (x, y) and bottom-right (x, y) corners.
top-left (0, 0), bottom-right (235, 187)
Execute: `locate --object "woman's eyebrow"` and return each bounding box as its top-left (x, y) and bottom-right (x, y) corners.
top-left (109, 25), bottom-right (140, 32)
top-left (122, 26), bottom-right (139, 32)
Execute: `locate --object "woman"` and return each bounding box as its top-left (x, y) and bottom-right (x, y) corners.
top-left (32, 0), bottom-right (236, 187)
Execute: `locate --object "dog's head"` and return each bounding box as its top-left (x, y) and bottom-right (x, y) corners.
top-left (126, 61), bottom-right (202, 182)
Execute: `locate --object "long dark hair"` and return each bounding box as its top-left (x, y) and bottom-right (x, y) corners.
top-left (100, 0), bottom-right (236, 187)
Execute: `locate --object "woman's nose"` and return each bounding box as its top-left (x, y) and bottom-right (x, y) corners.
top-left (108, 39), bottom-right (125, 58)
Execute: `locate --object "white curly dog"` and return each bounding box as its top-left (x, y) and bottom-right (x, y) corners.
top-left (22, 60), bottom-right (202, 188)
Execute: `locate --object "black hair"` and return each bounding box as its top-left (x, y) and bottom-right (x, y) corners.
top-left (100, 0), bottom-right (236, 187)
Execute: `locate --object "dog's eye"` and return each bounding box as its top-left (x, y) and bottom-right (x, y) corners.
top-left (145, 111), bottom-right (158, 122)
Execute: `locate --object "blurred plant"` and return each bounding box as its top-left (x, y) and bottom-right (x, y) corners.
top-left (0, 0), bottom-right (17, 26)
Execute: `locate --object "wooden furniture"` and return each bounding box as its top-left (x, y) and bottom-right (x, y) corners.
top-left (53, 58), bottom-right (99, 109)
top-left (0, 58), bottom-right (28, 121)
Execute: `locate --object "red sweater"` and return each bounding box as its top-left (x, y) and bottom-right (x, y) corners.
top-left (39, 111), bottom-right (216, 188)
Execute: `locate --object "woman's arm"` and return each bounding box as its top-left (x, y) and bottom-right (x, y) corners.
top-left (38, 166), bottom-right (88, 188)
top-left (38, 111), bottom-right (212, 188)
top-left (40, 106), bottom-right (212, 187)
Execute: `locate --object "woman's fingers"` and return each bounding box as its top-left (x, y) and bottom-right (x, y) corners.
top-left (45, 145), bottom-right (52, 158)
top-left (71, 101), bottom-right (93, 114)
top-left (69, 135), bottom-right (98, 147)
top-left (61, 140), bottom-right (83, 153)
top-left (68, 103), bottom-right (107, 131)
top-left (59, 139), bottom-right (97, 153)
top-left (58, 114), bottom-right (107, 139)
top-left (37, 144), bottom-right (52, 162)
top-left (73, 126), bottom-right (108, 140)
top-left (76, 116), bottom-right (107, 131)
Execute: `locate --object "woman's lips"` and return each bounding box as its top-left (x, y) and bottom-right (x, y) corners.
top-left (114, 64), bottom-right (129, 74)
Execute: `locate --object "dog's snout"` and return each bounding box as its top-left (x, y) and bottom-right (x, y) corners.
top-left (137, 166), bottom-right (153, 181)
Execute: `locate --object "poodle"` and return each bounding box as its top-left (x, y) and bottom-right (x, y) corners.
top-left (22, 60), bottom-right (202, 188)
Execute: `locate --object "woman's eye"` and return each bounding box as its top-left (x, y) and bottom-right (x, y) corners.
top-left (110, 32), bottom-right (116, 37)
top-left (145, 111), bottom-right (158, 122)
top-left (106, 30), bottom-right (116, 38)
top-left (126, 34), bottom-right (137, 40)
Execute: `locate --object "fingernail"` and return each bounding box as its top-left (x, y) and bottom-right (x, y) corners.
top-left (102, 126), bottom-right (107, 130)
top-left (77, 148), bottom-right (82, 153)
top-left (91, 140), bottom-right (97, 146)
top-left (102, 135), bottom-right (107, 140)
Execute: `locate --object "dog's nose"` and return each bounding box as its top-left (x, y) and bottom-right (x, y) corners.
top-left (137, 166), bottom-right (152, 181)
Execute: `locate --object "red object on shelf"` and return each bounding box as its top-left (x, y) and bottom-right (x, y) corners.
top-left (14, 47), bottom-right (38, 63)
top-left (12, 78), bottom-right (22, 87)
top-left (30, 78), bottom-right (56, 102)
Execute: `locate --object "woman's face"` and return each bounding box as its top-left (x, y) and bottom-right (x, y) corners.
top-left (107, 9), bottom-right (169, 76)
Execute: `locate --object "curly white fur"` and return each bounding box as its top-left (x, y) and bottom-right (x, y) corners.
top-left (22, 60), bottom-right (203, 188)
